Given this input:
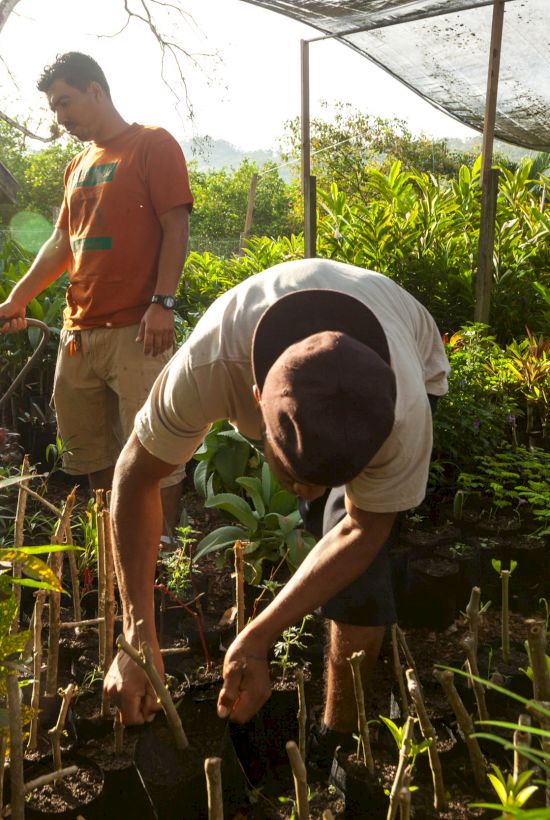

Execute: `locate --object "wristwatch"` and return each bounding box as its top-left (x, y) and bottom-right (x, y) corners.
top-left (151, 294), bottom-right (176, 310)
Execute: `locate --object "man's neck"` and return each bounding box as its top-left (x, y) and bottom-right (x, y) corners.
top-left (93, 109), bottom-right (131, 146)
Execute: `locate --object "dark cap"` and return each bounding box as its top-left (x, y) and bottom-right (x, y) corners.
top-left (252, 290), bottom-right (396, 487)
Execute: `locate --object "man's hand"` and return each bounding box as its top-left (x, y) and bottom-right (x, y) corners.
top-left (104, 642), bottom-right (164, 725)
top-left (136, 304), bottom-right (175, 357)
top-left (217, 633), bottom-right (272, 723)
top-left (0, 301), bottom-right (26, 334)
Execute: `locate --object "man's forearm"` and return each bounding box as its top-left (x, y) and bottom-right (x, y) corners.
top-left (8, 230), bottom-right (70, 308)
top-left (245, 508), bottom-right (396, 650)
top-left (110, 467), bottom-right (164, 642)
top-left (155, 205), bottom-right (189, 295)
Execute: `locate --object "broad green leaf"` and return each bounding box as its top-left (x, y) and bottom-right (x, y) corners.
top-left (0, 473), bottom-right (44, 490)
top-left (6, 577), bottom-right (62, 591)
top-left (269, 490), bottom-right (298, 516)
top-left (487, 773), bottom-right (508, 804)
top-left (516, 786), bottom-right (539, 807)
top-left (236, 477), bottom-right (265, 517)
top-left (193, 460), bottom-right (209, 498)
top-left (0, 551), bottom-right (63, 592)
top-left (0, 630), bottom-right (31, 660)
top-left (18, 545), bottom-right (80, 555)
top-left (194, 526), bottom-right (246, 562)
top-left (205, 493), bottom-right (258, 531)
top-left (379, 715), bottom-right (404, 749)
top-left (261, 461), bottom-right (272, 505)
top-left (0, 595), bottom-right (18, 637)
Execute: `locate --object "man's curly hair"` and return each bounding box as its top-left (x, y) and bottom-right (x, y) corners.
top-left (37, 52), bottom-right (111, 99)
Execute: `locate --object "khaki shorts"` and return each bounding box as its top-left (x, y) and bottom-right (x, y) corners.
top-left (52, 324), bottom-right (184, 486)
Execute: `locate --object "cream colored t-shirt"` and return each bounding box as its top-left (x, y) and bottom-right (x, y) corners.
top-left (135, 259), bottom-right (450, 513)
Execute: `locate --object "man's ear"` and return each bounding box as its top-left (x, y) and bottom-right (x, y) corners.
top-left (252, 384), bottom-right (261, 406)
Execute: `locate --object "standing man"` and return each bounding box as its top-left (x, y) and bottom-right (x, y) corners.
top-left (0, 53), bottom-right (193, 523)
top-left (104, 258), bottom-right (449, 739)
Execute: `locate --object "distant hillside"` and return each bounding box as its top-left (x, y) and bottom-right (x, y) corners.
top-left (181, 137), bottom-right (278, 171)
top-left (446, 135), bottom-right (538, 162)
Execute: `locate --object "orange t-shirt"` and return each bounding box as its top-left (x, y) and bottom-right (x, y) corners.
top-left (56, 124), bottom-right (193, 330)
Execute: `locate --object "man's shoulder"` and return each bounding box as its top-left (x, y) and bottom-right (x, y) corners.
top-left (133, 124), bottom-right (181, 147)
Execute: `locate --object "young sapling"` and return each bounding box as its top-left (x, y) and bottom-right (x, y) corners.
top-left (204, 756), bottom-right (223, 820)
top-left (348, 650), bottom-right (375, 775)
top-left (406, 668), bottom-right (447, 811)
top-left (492, 558), bottom-right (517, 664)
top-left (286, 739), bottom-right (310, 820)
top-left (49, 683), bottom-right (76, 776)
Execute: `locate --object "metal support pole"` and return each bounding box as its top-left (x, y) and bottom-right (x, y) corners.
top-left (474, 0), bottom-right (505, 324)
top-left (301, 39), bottom-right (315, 258)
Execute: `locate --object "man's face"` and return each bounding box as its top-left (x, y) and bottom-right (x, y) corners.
top-left (262, 435), bottom-right (327, 503)
top-left (47, 79), bottom-right (102, 142)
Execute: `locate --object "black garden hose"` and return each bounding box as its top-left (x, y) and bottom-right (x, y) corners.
top-left (0, 319), bottom-right (51, 410)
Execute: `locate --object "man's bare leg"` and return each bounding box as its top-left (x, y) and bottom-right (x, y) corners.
top-left (89, 466), bottom-right (115, 494)
top-left (323, 621), bottom-right (385, 732)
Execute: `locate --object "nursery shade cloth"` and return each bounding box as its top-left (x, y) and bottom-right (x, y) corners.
top-left (240, 0), bottom-right (550, 151)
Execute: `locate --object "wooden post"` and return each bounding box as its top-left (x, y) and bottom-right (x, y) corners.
top-left (286, 740), bottom-right (310, 819)
top-left (204, 757), bottom-right (223, 820)
top-left (304, 175), bottom-right (317, 259)
top-left (7, 670), bottom-right (25, 820)
top-left (239, 172), bottom-right (258, 253)
top-left (10, 455), bottom-right (30, 633)
top-left (28, 591), bottom-right (46, 750)
top-left (234, 540), bottom-right (245, 635)
top-left (474, 0), bottom-right (506, 324)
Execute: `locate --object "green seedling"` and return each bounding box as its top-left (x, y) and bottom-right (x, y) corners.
top-left (492, 559), bottom-right (517, 664)
top-left (471, 764), bottom-right (538, 818)
top-left (379, 715), bottom-right (431, 773)
top-left (272, 615), bottom-right (313, 681)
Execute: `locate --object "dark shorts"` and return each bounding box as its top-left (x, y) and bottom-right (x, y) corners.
top-left (298, 395), bottom-right (439, 628)
top-left (299, 488), bottom-right (398, 627)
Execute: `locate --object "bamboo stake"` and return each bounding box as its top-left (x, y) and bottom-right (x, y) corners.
top-left (96, 493), bottom-right (107, 669)
top-left (348, 650), bottom-right (374, 775)
top-left (525, 620), bottom-right (550, 701)
top-left (45, 487), bottom-right (76, 697)
top-left (11, 455), bottom-right (30, 633)
top-left (433, 668), bottom-right (487, 790)
top-left (406, 669), bottom-right (447, 811)
top-left (286, 740), bottom-right (310, 820)
top-left (64, 517), bottom-right (81, 625)
top-left (462, 634), bottom-right (489, 721)
top-left (391, 624), bottom-right (409, 717)
top-left (204, 756), bottom-right (223, 820)
top-left (60, 616), bottom-right (106, 629)
top-left (160, 645), bottom-right (191, 656)
top-left (0, 734), bottom-right (6, 818)
top-left (234, 539), bottom-right (245, 634)
top-left (114, 709), bottom-right (124, 755)
top-left (102, 507), bottom-right (116, 717)
top-left (398, 767), bottom-right (412, 820)
top-left (28, 590), bottom-right (47, 750)
top-left (49, 683), bottom-right (76, 775)
top-left (18, 483), bottom-right (61, 516)
top-left (465, 586), bottom-right (482, 656)
top-left (501, 570), bottom-right (510, 664)
top-left (526, 701), bottom-right (550, 807)
top-left (387, 716), bottom-right (414, 820)
top-left (296, 667), bottom-right (307, 763)
top-left (23, 765), bottom-right (78, 793)
top-left (117, 630), bottom-right (188, 750)
top-left (513, 714), bottom-right (531, 781)
top-left (396, 625), bottom-right (418, 678)
top-left (7, 670), bottom-right (25, 820)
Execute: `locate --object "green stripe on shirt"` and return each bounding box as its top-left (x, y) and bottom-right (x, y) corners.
top-left (71, 236), bottom-right (112, 252)
top-left (73, 162), bottom-right (118, 188)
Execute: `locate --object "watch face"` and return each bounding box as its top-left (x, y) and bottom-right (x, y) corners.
top-left (153, 295), bottom-right (175, 309)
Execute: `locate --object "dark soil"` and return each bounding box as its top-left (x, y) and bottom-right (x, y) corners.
top-left (24, 759), bottom-right (103, 813)
top-left (9, 473), bottom-right (550, 819)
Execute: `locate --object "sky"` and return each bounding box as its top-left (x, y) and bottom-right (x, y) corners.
top-left (1, 0), bottom-right (479, 152)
